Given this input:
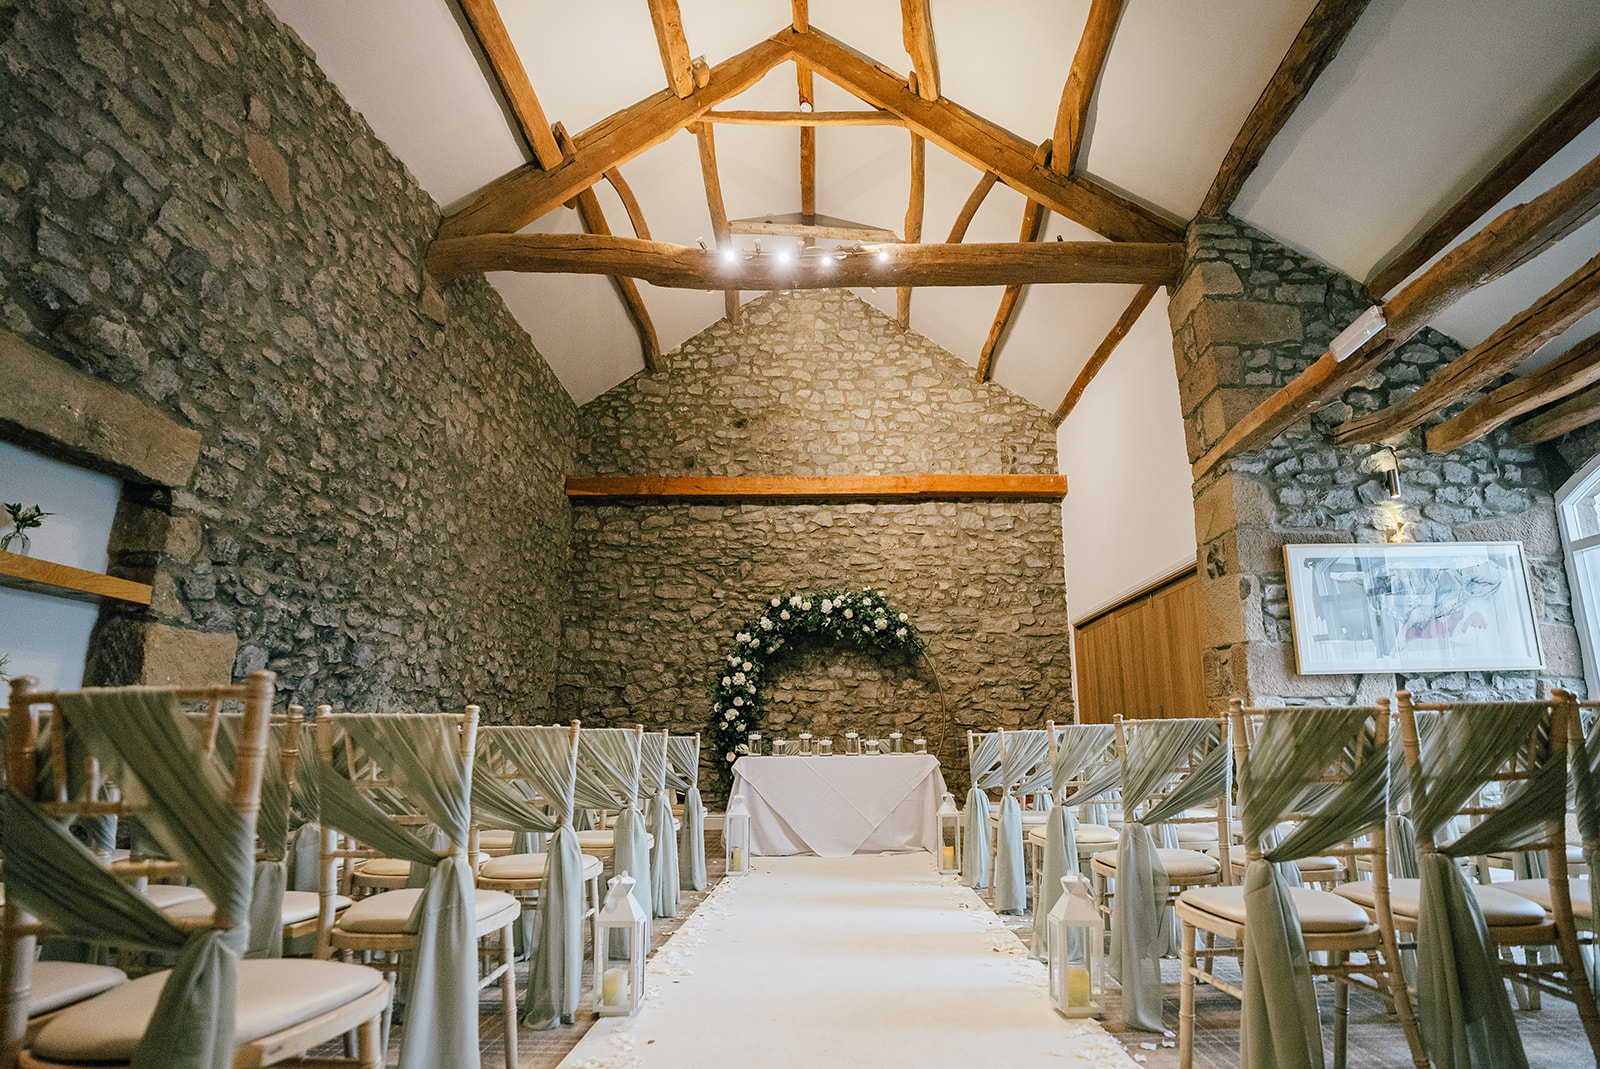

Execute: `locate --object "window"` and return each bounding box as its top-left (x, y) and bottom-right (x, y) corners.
top-left (1557, 454), bottom-right (1600, 698)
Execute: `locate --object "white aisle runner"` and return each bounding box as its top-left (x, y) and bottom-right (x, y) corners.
top-left (558, 853), bottom-right (1139, 1069)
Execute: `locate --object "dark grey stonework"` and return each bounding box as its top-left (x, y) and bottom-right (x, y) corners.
top-left (1169, 217), bottom-right (1585, 706)
top-left (0, 0), bottom-right (577, 714)
top-left (561, 291), bottom-right (1073, 793)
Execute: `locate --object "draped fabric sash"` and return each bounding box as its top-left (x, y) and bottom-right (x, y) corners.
top-left (1031, 724), bottom-right (1113, 959)
top-left (669, 735), bottom-right (707, 891)
top-left (641, 733), bottom-right (679, 918)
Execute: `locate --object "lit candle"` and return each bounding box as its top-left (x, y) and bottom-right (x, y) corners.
top-left (602, 966), bottom-right (629, 1006)
top-left (1066, 968), bottom-right (1091, 1007)
top-left (731, 846), bottom-right (744, 871)
top-left (942, 845), bottom-right (956, 868)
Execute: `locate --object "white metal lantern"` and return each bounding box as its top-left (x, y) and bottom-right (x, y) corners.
top-left (724, 792), bottom-right (751, 876)
top-left (1048, 874), bottom-right (1105, 1019)
top-left (593, 875), bottom-right (648, 1017)
top-left (936, 791), bottom-right (961, 874)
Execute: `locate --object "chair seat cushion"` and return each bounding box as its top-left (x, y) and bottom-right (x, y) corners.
top-left (1026, 823), bottom-right (1118, 848)
top-left (576, 830), bottom-right (654, 849)
top-left (1334, 878), bottom-right (1547, 926)
top-left (1092, 847), bottom-right (1221, 879)
top-left (1500, 877), bottom-right (1592, 921)
top-left (31, 959), bottom-right (383, 1063)
top-left (1181, 885), bottom-right (1371, 933)
top-left (160, 889), bottom-right (353, 927)
top-left (356, 857), bottom-right (412, 878)
top-left (1209, 850), bottom-right (1342, 878)
top-left (478, 829), bottom-right (516, 853)
top-left (28, 962), bottom-right (126, 1017)
top-left (336, 887), bottom-right (517, 934)
top-left (139, 884), bottom-right (208, 909)
top-left (478, 852), bottom-right (604, 882)
top-left (1172, 824), bottom-right (1218, 846)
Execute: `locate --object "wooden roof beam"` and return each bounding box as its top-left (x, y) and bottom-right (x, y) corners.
top-left (456, 0), bottom-right (564, 169)
top-left (790, 27), bottom-right (1181, 244)
top-left (568, 473), bottom-right (1067, 503)
top-left (646, 0), bottom-right (696, 99)
top-left (705, 109), bottom-right (901, 126)
top-left (1335, 248), bottom-right (1600, 444)
top-left (555, 127), bottom-right (660, 371)
top-left (898, 132), bottom-right (926, 329)
top-left (1053, 0), bottom-right (1125, 174)
top-left (1429, 332), bottom-right (1600, 452)
top-left (1514, 377), bottom-right (1600, 445)
top-left (426, 233), bottom-right (1183, 289)
top-left (1369, 67), bottom-right (1600, 296)
top-left (694, 122), bottom-right (741, 325)
top-left (1197, 0), bottom-right (1371, 217)
top-left (603, 167), bottom-right (651, 240)
top-left (1052, 283), bottom-right (1160, 426)
top-left (439, 33), bottom-right (795, 239)
top-left (977, 141), bottom-right (1053, 382)
top-left (946, 171), bottom-right (999, 243)
top-left (900, 0), bottom-right (940, 102)
top-left (1192, 147), bottom-right (1600, 478)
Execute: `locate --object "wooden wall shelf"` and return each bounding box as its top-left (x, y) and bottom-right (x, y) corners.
top-left (566, 473), bottom-right (1068, 503)
top-left (0, 552), bottom-right (152, 606)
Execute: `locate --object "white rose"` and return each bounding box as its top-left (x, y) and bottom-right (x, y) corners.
top-left (733, 697), bottom-right (743, 706)
top-left (789, 596), bottom-right (801, 607)
top-left (898, 613), bottom-right (907, 623)
top-left (780, 610), bottom-right (790, 620)
top-left (737, 632), bottom-right (751, 643)
top-left (862, 626), bottom-right (870, 633)
top-left (722, 676), bottom-right (732, 686)
top-left (742, 662), bottom-right (752, 671)
top-left (726, 752), bottom-right (736, 761)
top-left (724, 710), bottom-right (736, 720)
top-left (896, 628), bottom-right (907, 638)
top-left (747, 684), bottom-right (756, 693)
top-left (844, 608), bottom-right (854, 619)
top-left (876, 618), bottom-right (887, 630)
top-left (821, 599), bottom-right (832, 612)
top-left (771, 597), bottom-right (781, 607)
top-left (733, 672), bottom-right (746, 684)
top-left (802, 600), bottom-right (812, 610)
top-left (760, 618), bottom-right (773, 630)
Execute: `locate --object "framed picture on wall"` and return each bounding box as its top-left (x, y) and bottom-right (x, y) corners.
top-left (1283, 541), bottom-right (1544, 675)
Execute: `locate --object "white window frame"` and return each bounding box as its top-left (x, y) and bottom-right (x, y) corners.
top-left (1557, 452), bottom-right (1600, 698)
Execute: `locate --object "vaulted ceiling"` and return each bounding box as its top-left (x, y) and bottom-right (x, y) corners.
top-left (266, 0), bottom-right (1600, 446)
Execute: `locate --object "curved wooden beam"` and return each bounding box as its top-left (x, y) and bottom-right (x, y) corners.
top-left (1052, 283), bottom-right (1160, 426)
top-left (1053, 0), bottom-right (1125, 174)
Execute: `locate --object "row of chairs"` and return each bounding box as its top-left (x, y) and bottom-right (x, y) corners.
top-left (964, 693), bottom-right (1600, 1069)
top-left (0, 673), bottom-right (709, 1069)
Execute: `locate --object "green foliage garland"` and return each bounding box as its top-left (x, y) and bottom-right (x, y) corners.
top-left (709, 587), bottom-right (926, 778)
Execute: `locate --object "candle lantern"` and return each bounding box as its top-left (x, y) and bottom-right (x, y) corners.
top-left (865, 736), bottom-right (880, 754)
top-left (914, 738), bottom-right (927, 754)
top-left (818, 737), bottom-right (833, 756)
top-left (593, 874), bottom-right (648, 1017)
top-left (937, 791), bottom-right (962, 874)
top-left (724, 793), bottom-right (752, 876)
top-left (747, 732), bottom-right (763, 756)
top-left (1048, 874), bottom-right (1105, 1019)
top-left (798, 732), bottom-right (814, 756)
top-left (844, 731), bottom-right (861, 755)
top-left (889, 732), bottom-right (904, 753)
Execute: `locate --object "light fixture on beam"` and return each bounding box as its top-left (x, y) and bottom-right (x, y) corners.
top-left (1331, 305), bottom-right (1387, 362)
top-left (696, 237), bottom-right (707, 251)
top-left (1378, 447), bottom-right (1402, 500)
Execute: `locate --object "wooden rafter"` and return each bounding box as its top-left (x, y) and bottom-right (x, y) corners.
top-left (900, 0), bottom-right (940, 102)
top-left (946, 172), bottom-right (999, 243)
top-left (646, 0), bottom-right (696, 98)
top-left (567, 473), bottom-right (1067, 502)
top-left (792, 0), bottom-right (807, 32)
top-left (1191, 148), bottom-right (1600, 478)
top-left (705, 109), bottom-right (901, 126)
top-left (1369, 67), bottom-right (1600, 296)
top-left (977, 142), bottom-right (1053, 382)
top-left (603, 168), bottom-right (651, 240)
top-left (456, 0), bottom-right (564, 169)
top-left (1053, 0), bottom-right (1125, 174)
top-left (1051, 283), bottom-right (1160, 426)
top-left (439, 34), bottom-right (795, 239)
top-left (692, 122), bottom-right (742, 325)
top-left (790, 28), bottom-right (1181, 244)
top-left (898, 133), bottom-right (927, 329)
top-left (729, 212), bottom-right (898, 243)
top-left (1429, 332), bottom-right (1600, 452)
top-left (1514, 379), bottom-right (1600, 445)
top-left (556, 128), bottom-right (660, 371)
top-left (1335, 249), bottom-right (1600, 444)
top-left (1197, 0), bottom-right (1371, 218)
top-left (426, 233), bottom-right (1183, 289)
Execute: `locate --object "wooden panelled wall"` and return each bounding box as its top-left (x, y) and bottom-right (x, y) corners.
top-left (1073, 570), bottom-right (1205, 723)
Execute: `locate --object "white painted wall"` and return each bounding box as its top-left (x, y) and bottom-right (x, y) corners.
top-left (1057, 291), bottom-right (1197, 622)
top-left (0, 441), bottom-right (122, 689)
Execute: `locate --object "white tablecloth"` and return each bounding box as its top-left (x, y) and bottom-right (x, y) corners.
top-left (730, 754), bottom-right (947, 857)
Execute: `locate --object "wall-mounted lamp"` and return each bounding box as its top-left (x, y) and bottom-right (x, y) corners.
top-left (1331, 305), bottom-right (1387, 362)
top-left (1377, 446), bottom-right (1401, 500)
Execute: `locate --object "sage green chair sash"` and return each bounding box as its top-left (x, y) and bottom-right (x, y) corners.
top-left (961, 732), bottom-right (1004, 888)
top-left (1407, 702), bottom-right (1567, 1069)
top-left (1031, 724), bottom-right (1115, 959)
top-left (1573, 712), bottom-right (1600, 1000)
top-left (577, 729), bottom-right (652, 935)
top-left (1111, 718), bottom-right (1226, 1032)
top-left (993, 730), bottom-right (1049, 914)
top-left (668, 735), bottom-right (708, 891)
top-left (641, 733), bottom-right (680, 919)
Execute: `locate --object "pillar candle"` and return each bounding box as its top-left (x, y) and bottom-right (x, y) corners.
top-left (731, 846), bottom-right (744, 870)
top-left (941, 845), bottom-right (956, 868)
top-left (602, 966), bottom-right (629, 1006)
top-left (1066, 967), bottom-right (1091, 1007)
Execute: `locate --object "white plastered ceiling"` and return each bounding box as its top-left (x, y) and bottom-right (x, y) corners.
top-left (266, 0), bottom-right (1600, 407)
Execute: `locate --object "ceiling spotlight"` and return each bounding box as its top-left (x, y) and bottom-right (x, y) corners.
top-left (697, 237), bottom-right (707, 251)
top-left (877, 248), bottom-right (891, 264)
top-left (722, 247), bottom-right (737, 265)
top-left (799, 100), bottom-right (813, 113)
top-left (777, 247), bottom-right (792, 266)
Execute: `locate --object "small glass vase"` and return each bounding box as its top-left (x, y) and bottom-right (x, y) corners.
top-left (1, 532), bottom-right (30, 556)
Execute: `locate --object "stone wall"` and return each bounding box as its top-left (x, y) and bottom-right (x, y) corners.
top-left (1168, 217), bottom-right (1585, 707)
top-left (560, 291), bottom-right (1073, 792)
top-left (0, 0), bottom-right (577, 714)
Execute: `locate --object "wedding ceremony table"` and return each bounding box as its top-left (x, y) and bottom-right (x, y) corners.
top-left (730, 753), bottom-right (947, 857)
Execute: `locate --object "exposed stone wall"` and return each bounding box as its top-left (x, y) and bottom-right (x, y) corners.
top-left (1168, 217), bottom-right (1584, 707)
top-left (0, 0), bottom-right (577, 713)
top-left (561, 291), bottom-right (1073, 793)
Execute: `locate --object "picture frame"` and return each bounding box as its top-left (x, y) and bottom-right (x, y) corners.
top-left (1282, 541), bottom-right (1544, 675)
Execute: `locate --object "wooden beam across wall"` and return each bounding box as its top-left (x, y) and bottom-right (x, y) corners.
top-left (790, 28), bottom-right (1181, 244)
top-left (1052, 283), bottom-right (1160, 426)
top-left (566, 473), bottom-right (1068, 503)
top-left (1514, 379), bottom-right (1600, 445)
top-left (427, 233), bottom-right (1184, 289)
top-left (1334, 248), bottom-right (1600, 444)
top-left (556, 127), bottom-right (661, 371)
top-left (1191, 147), bottom-right (1600, 478)
top-left (1053, 0), bottom-right (1125, 174)
top-left (439, 34), bottom-right (795, 239)
top-left (704, 109), bottom-right (902, 126)
top-left (456, 0), bottom-right (565, 169)
top-left (900, 0), bottom-right (940, 102)
top-left (898, 133), bottom-right (926, 329)
top-left (1429, 332), bottom-right (1600, 452)
top-left (977, 141), bottom-right (1052, 382)
top-left (1197, 0), bottom-right (1371, 218)
top-left (946, 171), bottom-right (999, 243)
top-left (646, 0), bottom-right (696, 99)
top-left (1370, 67), bottom-right (1600, 297)
top-left (693, 121), bottom-right (742, 325)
